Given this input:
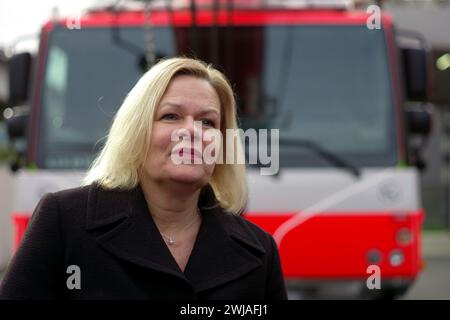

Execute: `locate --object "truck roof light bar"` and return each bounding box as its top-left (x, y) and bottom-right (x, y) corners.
top-left (87, 0), bottom-right (361, 12)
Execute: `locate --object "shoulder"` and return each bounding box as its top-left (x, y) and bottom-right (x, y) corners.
top-left (32, 184), bottom-right (91, 215)
top-left (44, 185), bottom-right (91, 216)
top-left (34, 184), bottom-right (92, 226)
top-left (200, 184), bottom-right (277, 254)
top-left (218, 212), bottom-right (278, 255)
top-left (228, 214), bottom-right (273, 241)
top-left (51, 184), bottom-right (91, 203)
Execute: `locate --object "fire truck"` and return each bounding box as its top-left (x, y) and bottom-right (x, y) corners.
top-left (2, 0), bottom-right (432, 298)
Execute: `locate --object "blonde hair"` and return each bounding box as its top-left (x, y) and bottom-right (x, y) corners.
top-left (84, 57), bottom-right (247, 214)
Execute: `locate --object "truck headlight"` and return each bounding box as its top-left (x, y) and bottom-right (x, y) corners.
top-left (389, 250), bottom-right (404, 267)
top-left (396, 228), bottom-right (413, 246)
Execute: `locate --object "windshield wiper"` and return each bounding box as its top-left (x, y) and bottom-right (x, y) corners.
top-left (279, 137), bottom-right (361, 178)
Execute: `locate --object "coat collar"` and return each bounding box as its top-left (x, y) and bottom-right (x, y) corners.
top-left (85, 183), bottom-right (265, 293)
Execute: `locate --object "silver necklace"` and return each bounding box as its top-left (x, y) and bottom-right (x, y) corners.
top-left (160, 208), bottom-right (200, 246)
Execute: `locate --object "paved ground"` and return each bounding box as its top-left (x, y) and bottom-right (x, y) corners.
top-left (402, 231), bottom-right (450, 300)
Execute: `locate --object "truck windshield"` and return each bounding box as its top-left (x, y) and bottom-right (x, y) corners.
top-left (38, 24), bottom-right (396, 169)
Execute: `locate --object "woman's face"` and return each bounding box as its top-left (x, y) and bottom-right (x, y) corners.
top-left (141, 75), bottom-right (222, 188)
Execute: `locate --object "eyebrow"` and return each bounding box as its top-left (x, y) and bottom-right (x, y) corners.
top-left (159, 102), bottom-right (220, 117)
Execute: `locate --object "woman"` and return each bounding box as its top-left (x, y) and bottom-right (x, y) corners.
top-left (0, 57), bottom-right (287, 300)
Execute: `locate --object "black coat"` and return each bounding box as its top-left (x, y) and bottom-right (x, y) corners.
top-left (0, 183), bottom-right (287, 300)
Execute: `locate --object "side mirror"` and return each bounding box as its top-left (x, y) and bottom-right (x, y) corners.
top-left (3, 106), bottom-right (29, 172)
top-left (405, 106), bottom-right (433, 173)
top-left (6, 113), bottom-right (28, 140)
top-left (406, 108), bottom-right (432, 136)
top-left (8, 52), bottom-right (32, 105)
top-left (401, 48), bottom-right (428, 102)
top-left (4, 106), bottom-right (29, 140)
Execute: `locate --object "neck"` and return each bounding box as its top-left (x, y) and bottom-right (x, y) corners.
top-left (139, 174), bottom-right (202, 233)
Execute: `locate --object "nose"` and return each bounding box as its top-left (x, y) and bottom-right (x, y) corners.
top-left (177, 117), bottom-right (202, 142)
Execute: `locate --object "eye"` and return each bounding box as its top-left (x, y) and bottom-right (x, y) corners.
top-left (201, 119), bottom-right (216, 127)
top-left (161, 113), bottom-right (178, 121)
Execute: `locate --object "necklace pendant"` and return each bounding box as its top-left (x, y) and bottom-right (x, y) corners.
top-left (168, 237), bottom-right (176, 245)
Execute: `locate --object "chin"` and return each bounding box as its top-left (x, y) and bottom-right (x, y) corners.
top-left (169, 166), bottom-right (210, 185)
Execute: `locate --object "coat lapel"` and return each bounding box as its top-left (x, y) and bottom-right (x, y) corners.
top-left (85, 183), bottom-right (265, 294)
top-left (184, 186), bottom-right (266, 293)
top-left (86, 183), bottom-right (187, 283)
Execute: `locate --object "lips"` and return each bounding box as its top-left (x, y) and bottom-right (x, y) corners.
top-left (172, 147), bottom-right (202, 161)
